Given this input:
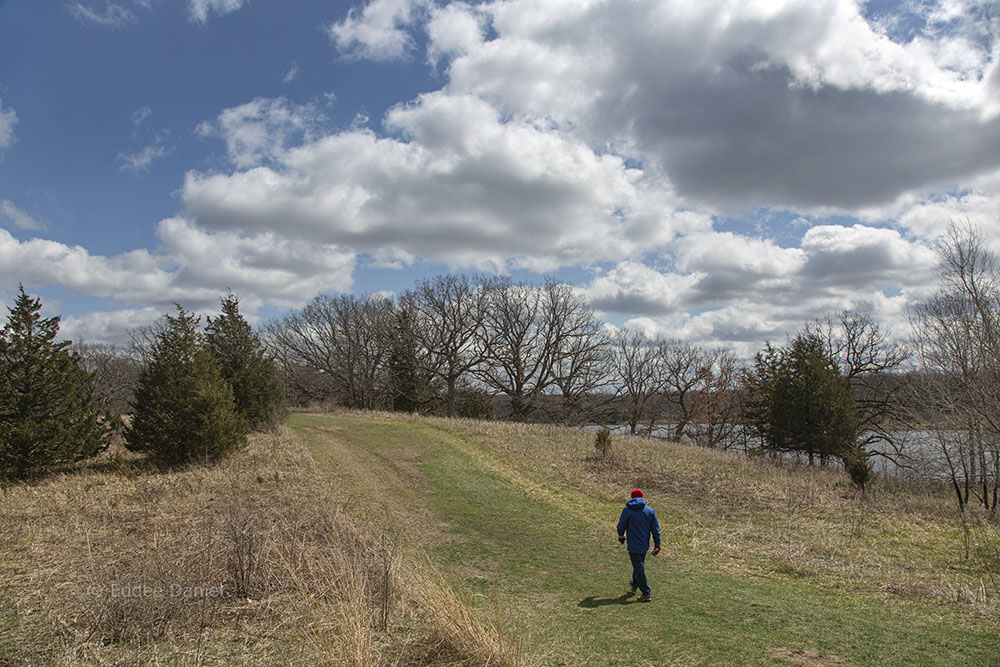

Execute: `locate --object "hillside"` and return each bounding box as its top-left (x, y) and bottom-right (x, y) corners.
top-left (2, 410), bottom-right (997, 665)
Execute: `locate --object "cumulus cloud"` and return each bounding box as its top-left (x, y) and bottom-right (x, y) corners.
top-left (584, 262), bottom-right (702, 316)
top-left (195, 97), bottom-right (327, 169)
top-left (28, 0), bottom-right (1000, 348)
top-left (426, 2), bottom-right (486, 65)
top-left (0, 228), bottom-right (175, 303)
top-left (443, 0), bottom-right (1000, 211)
top-left (189, 0), bottom-right (248, 24)
top-left (0, 98), bottom-right (16, 150)
top-left (0, 219), bottom-right (356, 313)
top-left (184, 91), bottom-right (705, 270)
top-left (60, 307), bottom-right (164, 346)
top-left (329, 0), bottom-right (429, 61)
top-left (582, 224), bottom-right (936, 353)
top-left (155, 217), bottom-right (356, 303)
top-left (799, 224), bottom-right (937, 290)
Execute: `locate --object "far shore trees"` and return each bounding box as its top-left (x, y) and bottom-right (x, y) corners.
top-left (0, 286), bottom-right (111, 478)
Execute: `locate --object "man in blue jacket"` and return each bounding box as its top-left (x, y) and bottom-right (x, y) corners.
top-left (616, 488), bottom-right (660, 602)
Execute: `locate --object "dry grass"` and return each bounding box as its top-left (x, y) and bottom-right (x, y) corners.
top-left (0, 425), bottom-right (522, 666)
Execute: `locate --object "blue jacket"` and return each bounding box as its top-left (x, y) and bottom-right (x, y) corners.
top-left (617, 497), bottom-right (660, 554)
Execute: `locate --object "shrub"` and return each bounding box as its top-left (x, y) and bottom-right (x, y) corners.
top-left (125, 306), bottom-right (247, 463)
top-left (844, 446), bottom-right (873, 491)
top-left (594, 427), bottom-right (613, 459)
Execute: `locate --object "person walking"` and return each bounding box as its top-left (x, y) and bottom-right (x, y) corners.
top-left (616, 488), bottom-right (660, 602)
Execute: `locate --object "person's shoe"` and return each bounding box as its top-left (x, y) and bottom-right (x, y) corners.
top-left (637, 594), bottom-right (652, 602)
top-left (628, 582), bottom-right (637, 593)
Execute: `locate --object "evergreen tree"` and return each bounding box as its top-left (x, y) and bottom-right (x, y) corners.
top-left (745, 334), bottom-right (860, 465)
top-left (126, 306), bottom-right (247, 463)
top-left (0, 286), bottom-right (110, 478)
top-left (205, 293), bottom-right (285, 430)
top-left (387, 305), bottom-right (425, 413)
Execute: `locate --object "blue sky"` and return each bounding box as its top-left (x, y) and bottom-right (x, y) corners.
top-left (1, 0), bottom-right (998, 356)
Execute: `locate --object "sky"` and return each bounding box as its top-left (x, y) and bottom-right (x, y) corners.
top-left (0, 0), bottom-right (998, 358)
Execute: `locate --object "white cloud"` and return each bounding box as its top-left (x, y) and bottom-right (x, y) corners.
top-left (0, 219), bottom-right (356, 314)
top-left (443, 0), bottom-right (1000, 211)
top-left (26, 0), bottom-right (1000, 350)
top-left (583, 262), bottom-right (702, 316)
top-left (426, 2), bottom-right (486, 65)
top-left (580, 224), bottom-right (937, 354)
top-left (0, 98), bottom-right (16, 150)
top-left (60, 307), bottom-right (164, 346)
top-left (0, 200), bottom-right (44, 231)
top-left (184, 92), bottom-right (705, 270)
top-left (282, 61), bottom-right (300, 84)
top-left (119, 142), bottom-right (170, 172)
top-left (189, 0), bottom-right (248, 24)
top-left (0, 227), bottom-right (175, 303)
top-left (196, 97), bottom-right (326, 169)
top-left (68, 2), bottom-right (136, 28)
top-left (329, 0), bottom-right (429, 61)
top-left (155, 217), bottom-right (356, 302)
top-left (131, 106), bottom-right (152, 126)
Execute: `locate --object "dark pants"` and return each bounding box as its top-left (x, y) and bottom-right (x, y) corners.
top-left (629, 552), bottom-right (650, 596)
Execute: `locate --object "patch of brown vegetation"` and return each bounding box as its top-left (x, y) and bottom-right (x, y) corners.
top-left (0, 426), bottom-right (521, 666)
top-left (769, 646), bottom-right (850, 666)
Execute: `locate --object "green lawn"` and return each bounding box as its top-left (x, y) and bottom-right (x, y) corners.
top-left (290, 412), bottom-right (1000, 666)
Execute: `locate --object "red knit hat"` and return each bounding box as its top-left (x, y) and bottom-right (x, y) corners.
top-left (630, 488), bottom-right (644, 498)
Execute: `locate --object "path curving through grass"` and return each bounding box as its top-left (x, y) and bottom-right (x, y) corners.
top-left (291, 411), bottom-right (1000, 666)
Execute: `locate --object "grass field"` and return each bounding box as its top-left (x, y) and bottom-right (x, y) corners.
top-left (1, 409), bottom-right (997, 665)
top-left (292, 411), bottom-right (999, 666)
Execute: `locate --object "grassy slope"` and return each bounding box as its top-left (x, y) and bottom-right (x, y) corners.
top-left (291, 411), bottom-right (1000, 667)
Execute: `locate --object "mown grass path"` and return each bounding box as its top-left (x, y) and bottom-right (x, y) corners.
top-left (290, 412), bottom-right (1000, 666)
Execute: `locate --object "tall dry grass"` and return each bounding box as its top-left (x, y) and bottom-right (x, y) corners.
top-left (0, 425), bottom-right (522, 666)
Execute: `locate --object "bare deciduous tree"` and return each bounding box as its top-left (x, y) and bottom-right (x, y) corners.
top-left (657, 339), bottom-right (714, 441)
top-left (691, 348), bottom-right (742, 449)
top-left (404, 274), bottom-right (487, 417)
top-left (73, 342), bottom-right (140, 417)
top-left (806, 310), bottom-right (910, 461)
top-left (475, 279), bottom-right (600, 421)
top-left (265, 293), bottom-right (395, 410)
top-left (909, 221), bottom-right (1000, 513)
top-left (610, 329), bottom-right (662, 436)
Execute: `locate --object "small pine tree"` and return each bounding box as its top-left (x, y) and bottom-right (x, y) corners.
top-left (844, 445), bottom-right (873, 491)
top-left (205, 293), bottom-right (285, 430)
top-left (594, 427), bottom-right (613, 459)
top-left (0, 286), bottom-right (110, 478)
top-left (126, 306), bottom-right (247, 463)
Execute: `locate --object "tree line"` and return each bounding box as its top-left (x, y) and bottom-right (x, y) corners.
top-left (2, 222), bottom-right (997, 514)
top-left (1, 291), bottom-right (284, 478)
